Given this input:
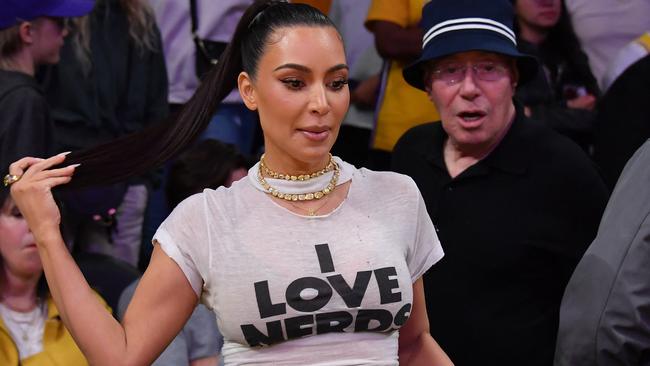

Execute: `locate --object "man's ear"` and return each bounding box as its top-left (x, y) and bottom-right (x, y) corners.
top-left (510, 60), bottom-right (520, 89)
top-left (422, 69), bottom-right (436, 102)
top-left (238, 71), bottom-right (257, 111)
top-left (425, 84), bottom-right (435, 102)
top-left (18, 21), bottom-right (34, 44)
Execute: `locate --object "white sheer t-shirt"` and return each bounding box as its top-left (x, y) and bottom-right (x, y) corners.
top-left (154, 158), bottom-right (443, 365)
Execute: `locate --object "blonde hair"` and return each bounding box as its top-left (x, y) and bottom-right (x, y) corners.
top-left (120, 0), bottom-right (158, 52)
top-left (70, 0), bottom-right (159, 71)
top-left (0, 25), bottom-right (23, 70)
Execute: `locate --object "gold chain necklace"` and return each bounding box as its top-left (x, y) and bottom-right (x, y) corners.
top-left (260, 153), bottom-right (335, 181)
top-left (286, 194), bottom-right (333, 216)
top-left (257, 159), bottom-right (340, 201)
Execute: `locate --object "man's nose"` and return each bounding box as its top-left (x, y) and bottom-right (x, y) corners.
top-left (458, 66), bottom-right (481, 99)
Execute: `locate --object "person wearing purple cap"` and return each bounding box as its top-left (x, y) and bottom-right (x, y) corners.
top-left (0, 0), bottom-right (95, 182)
top-left (392, 0), bottom-right (609, 365)
top-left (0, 1), bottom-right (102, 365)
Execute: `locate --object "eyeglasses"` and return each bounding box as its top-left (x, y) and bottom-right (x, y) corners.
top-left (429, 61), bottom-right (511, 85)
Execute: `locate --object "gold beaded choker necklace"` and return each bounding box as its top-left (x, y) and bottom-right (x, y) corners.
top-left (257, 159), bottom-right (340, 201)
top-left (260, 153), bottom-right (335, 181)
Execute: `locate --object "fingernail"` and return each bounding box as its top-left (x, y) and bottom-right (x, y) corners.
top-left (68, 164), bottom-right (81, 168)
top-left (58, 151), bottom-right (72, 156)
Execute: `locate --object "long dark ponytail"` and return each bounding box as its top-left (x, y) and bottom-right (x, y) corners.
top-left (58, 0), bottom-right (335, 189)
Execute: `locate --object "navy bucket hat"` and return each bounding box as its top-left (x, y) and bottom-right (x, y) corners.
top-left (0, 0), bottom-right (95, 30)
top-left (403, 0), bottom-right (538, 90)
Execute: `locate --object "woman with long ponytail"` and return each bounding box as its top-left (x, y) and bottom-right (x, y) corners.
top-left (6, 1), bottom-right (452, 364)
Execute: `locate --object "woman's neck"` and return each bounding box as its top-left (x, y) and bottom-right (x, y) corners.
top-left (1, 270), bottom-right (40, 312)
top-left (262, 151), bottom-right (331, 176)
top-left (518, 23), bottom-right (549, 46)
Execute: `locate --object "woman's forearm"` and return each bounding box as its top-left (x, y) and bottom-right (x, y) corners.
top-left (36, 229), bottom-right (128, 365)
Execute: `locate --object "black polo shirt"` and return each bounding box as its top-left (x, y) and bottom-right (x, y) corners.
top-left (392, 106), bottom-right (609, 366)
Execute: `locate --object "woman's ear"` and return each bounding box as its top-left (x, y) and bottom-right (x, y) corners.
top-left (238, 71), bottom-right (258, 111)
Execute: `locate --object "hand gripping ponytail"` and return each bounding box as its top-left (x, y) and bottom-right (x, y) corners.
top-left (58, 0), bottom-right (335, 189)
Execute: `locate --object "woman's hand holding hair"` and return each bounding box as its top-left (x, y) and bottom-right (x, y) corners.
top-left (7, 153), bottom-right (195, 366)
top-left (8, 153), bottom-right (78, 241)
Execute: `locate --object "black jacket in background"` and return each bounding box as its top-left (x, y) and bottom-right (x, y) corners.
top-left (515, 39), bottom-right (599, 150)
top-left (392, 106), bottom-right (609, 366)
top-left (38, 0), bottom-right (169, 187)
top-left (0, 70), bottom-right (55, 173)
top-left (38, 0), bottom-right (169, 156)
top-left (592, 54), bottom-right (650, 190)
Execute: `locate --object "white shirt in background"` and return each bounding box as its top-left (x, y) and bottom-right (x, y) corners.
top-left (565, 0), bottom-right (650, 90)
top-left (148, 0), bottom-right (253, 104)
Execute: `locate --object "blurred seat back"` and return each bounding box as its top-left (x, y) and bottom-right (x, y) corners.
top-left (74, 252), bottom-right (142, 315)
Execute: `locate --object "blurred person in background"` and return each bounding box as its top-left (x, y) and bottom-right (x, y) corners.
top-left (139, 139), bottom-right (251, 266)
top-left (0, 4), bottom-right (103, 364)
top-left (364, 0), bottom-right (440, 170)
top-left (39, 0), bottom-right (168, 268)
top-left (119, 139), bottom-right (250, 366)
top-left (0, 190), bottom-right (110, 366)
top-left (143, 0), bottom-right (255, 270)
top-left (513, 0), bottom-right (599, 151)
top-left (394, 0), bottom-right (609, 364)
top-left (165, 139), bottom-right (250, 210)
top-left (600, 30), bottom-right (650, 93)
top-left (592, 53), bottom-right (650, 189)
top-left (329, 0), bottom-right (382, 168)
top-left (0, 0), bottom-right (94, 182)
top-left (565, 0), bottom-right (650, 90)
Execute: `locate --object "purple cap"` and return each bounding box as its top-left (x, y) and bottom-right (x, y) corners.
top-left (0, 0), bottom-right (95, 30)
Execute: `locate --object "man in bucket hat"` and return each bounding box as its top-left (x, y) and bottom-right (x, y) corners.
top-left (392, 0), bottom-right (609, 365)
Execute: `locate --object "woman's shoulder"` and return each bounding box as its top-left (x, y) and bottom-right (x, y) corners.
top-left (353, 167), bottom-right (420, 198)
top-left (170, 176), bottom-right (257, 223)
top-left (176, 176), bottom-right (252, 205)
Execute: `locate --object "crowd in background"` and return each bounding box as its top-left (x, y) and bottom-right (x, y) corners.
top-left (1, 0), bottom-right (650, 365)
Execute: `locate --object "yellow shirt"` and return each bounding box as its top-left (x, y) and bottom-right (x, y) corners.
top-left (636, 32), bottom-right (650, 52)
top-left (366, 0), bottom-right (439, 152)
top-left (0, 295), bottom-right (109, 366)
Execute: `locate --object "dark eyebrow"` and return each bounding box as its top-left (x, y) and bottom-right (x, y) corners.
top-left (273, 63), bottom-right (349, 73)
top-left (327, 64), bottom-right (349, 73)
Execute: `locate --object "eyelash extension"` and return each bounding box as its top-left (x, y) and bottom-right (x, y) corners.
top-left (281, 79), bottom-right (304, 89)
top-left (280, 78), bottom-right (349, 90)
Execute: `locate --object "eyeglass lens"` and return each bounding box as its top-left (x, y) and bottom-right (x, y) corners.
top-left (433, 62), bottom-right (509, 85)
